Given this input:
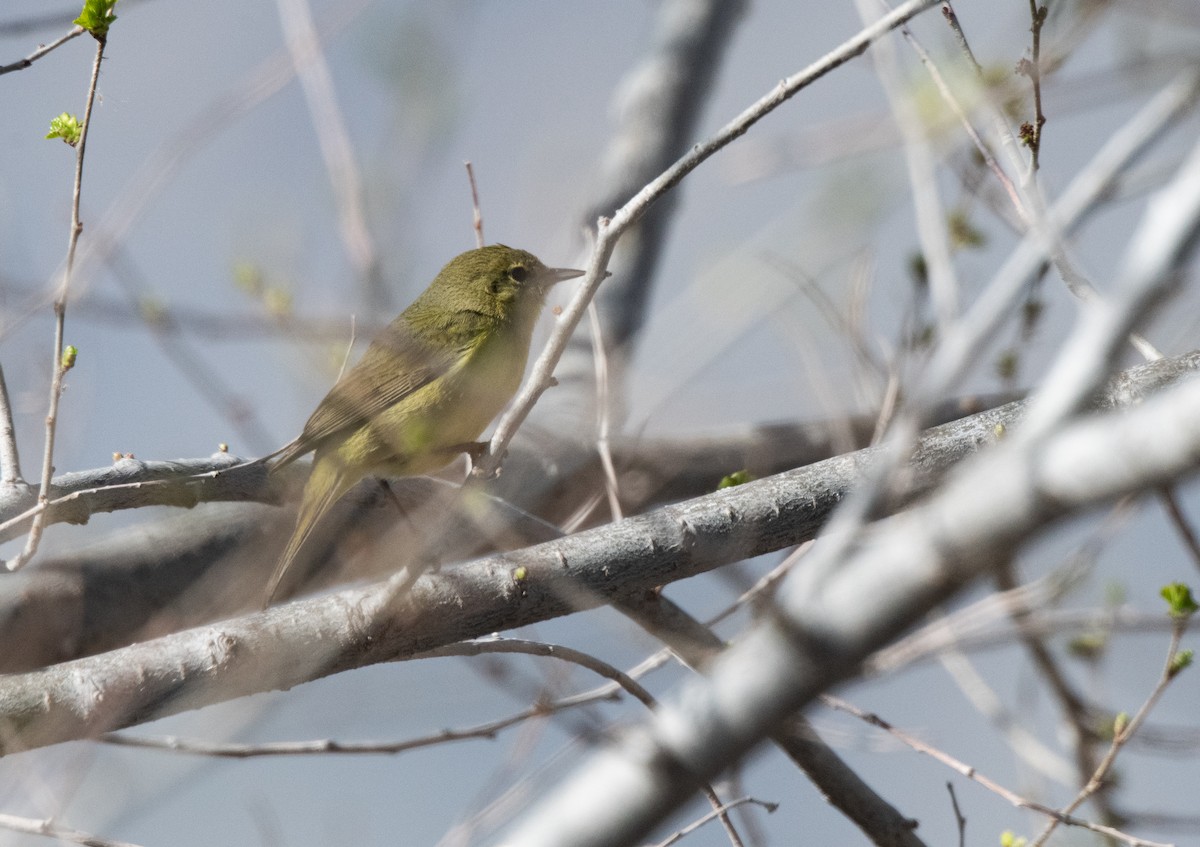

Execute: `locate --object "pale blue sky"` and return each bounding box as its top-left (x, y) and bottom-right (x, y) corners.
top-left (1, 2), bottom-right (1198, 845)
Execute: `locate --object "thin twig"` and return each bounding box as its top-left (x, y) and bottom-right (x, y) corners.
top-left (830, 30), bottom-right (1199, 560)
top-left (429, 638), bottom-right (659, 706)
top-left (479, 0), bottom-right (942, 477)
top-left (0, 25), bottom-right (84, 76)
top-left (4, 357), bottom-right (1200, 756)
top-left (587, 302), bottom-right (622, 521)
top-left (427, 638), bottom-right (748, 847)
top-left (275, 0), bottom-right (379, 302)
top-left (875, 607), bottom-right (1184, 672)
top-left (1021, 0), bottom-right (1048, 174)
top-left (0, 812), bottom-right (145, 847)
top-left (928, 0), bottom-right (1160, 366)
top-left (10, 32), bottom-right (108, 571)
top-left (105, 247), bottom-right (276, 452)
top-left (993, 553), bottom-right (1117, 819)
top-left (823, 696), bottom-right (1174, 847)
top-left (1158, 488), bottom-right (1200, 574)
top-left (705, 544), bottom-right (809, 630)
top-left (939, 4), bottom-right (980, 74)
top-left (857, 0), bottom-right (958, 328)
top-left (935, 5), bottom-right (1030, 214)
top-left (759, 250), bottom-right (887, 385)
top-left (621, 586), bottom-right (929, 847)
top-left (103, 690), bottom-right (617, 758)
top-left (0, 272), bottom-right (393, 341)
top-left (38, 0), bottom-right (372, 342)
top-left (466, 160), bottom-right (484, 248)
top-left (936, 644), bottom-right (1076, 785)
top-left (899, 16), bottom-right (1026, 221)
top-left (0, 363), bottom-right (24, 486)
top-left (1030, 619), bottom-right (1192, 847)
top-left (650, 797), bottom-right (777, 847)
top-left (945, 782), bottom-right (966, 847)
top-left (1049, 69), bottom-right (1200, 244)
top-left (103, 634), bottom-right (687, 759)
top-left (871, 525), bottom-right (1112, 677)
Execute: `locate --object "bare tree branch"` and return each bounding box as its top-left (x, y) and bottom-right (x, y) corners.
top-left (0, 352), bottom-right (1191, 754)
top-left (494, 125), bottom-right (1200, 838)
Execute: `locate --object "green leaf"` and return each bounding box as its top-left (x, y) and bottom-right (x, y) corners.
top-left (718, 470), bottom-right (755, 490)
top-left (1169, 649), bottom-right (1193, 679)
top-left (74, 0), bottom-right (118, 38)
top-left (46, 113), bottom-right (82, 146)
top-left (1160, 582), bottom-right (1199, 618)
top-left (999, 831), bottom-right (1027, 847)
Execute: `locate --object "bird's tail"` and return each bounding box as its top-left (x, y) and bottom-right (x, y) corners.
top-left (263, 455), bottom-right (358, 608)
top-left (261, 435), bottom-right (307, 471)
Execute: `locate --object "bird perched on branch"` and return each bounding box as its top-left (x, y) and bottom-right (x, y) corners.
top-left (263, 244), bottom-right (585, 605)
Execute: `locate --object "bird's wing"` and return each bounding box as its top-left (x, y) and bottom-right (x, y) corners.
top-left (271, 325), bottom-right (463, 468)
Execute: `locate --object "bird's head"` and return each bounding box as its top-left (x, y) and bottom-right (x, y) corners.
top-left (439, 244), bottom-right (584, 310)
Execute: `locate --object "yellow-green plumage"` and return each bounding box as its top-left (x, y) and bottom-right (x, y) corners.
top-left (263, 245), bottom-right (584, 605)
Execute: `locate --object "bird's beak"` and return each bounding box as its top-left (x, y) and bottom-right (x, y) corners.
top-left (548, 267), bottom-right (587, 285)
top-left (545, 267), bottom-right (613, 287)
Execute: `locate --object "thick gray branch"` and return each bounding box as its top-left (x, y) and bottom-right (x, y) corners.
top-left (0, 353), bottom-right (1191, 754)
top-left (0, 394), bottom-right (1013, 672)
top-left (497, 353), bottom-right (1200, 847)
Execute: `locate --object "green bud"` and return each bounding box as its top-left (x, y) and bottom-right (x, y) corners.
top-left (74, 0), bottom-right (118, 39)
top-left (718, 470), bottom-right (755, 490)
top-left (46, 113), bottom-right (82, 146)
top-left (1160, 582), bottom-right (1198, 618)
top-left (61, 345), bottom-right (78, 371)
top-left (1169, 649), bottom-right (1193, 679)
top-left (999, 831), bottom-right (1027, 847)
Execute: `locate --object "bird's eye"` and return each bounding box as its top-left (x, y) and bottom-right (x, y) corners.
top-left (510, 266), bottom-right (528, 283)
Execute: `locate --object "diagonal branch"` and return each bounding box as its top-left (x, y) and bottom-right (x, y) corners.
top-left (478, 0), bottom-right (943, 477)
top-left (0, 353), bottom-right (1191, 755)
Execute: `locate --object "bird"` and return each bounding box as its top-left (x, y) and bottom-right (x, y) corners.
top-left (262, 244), bottom-right (585, 605)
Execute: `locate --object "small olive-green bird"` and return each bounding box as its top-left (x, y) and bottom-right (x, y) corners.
top-left (263, 244), bottom-right (585, 605)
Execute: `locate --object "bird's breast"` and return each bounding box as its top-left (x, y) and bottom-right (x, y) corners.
top-left (352, 317), bottom-right (534, 476)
